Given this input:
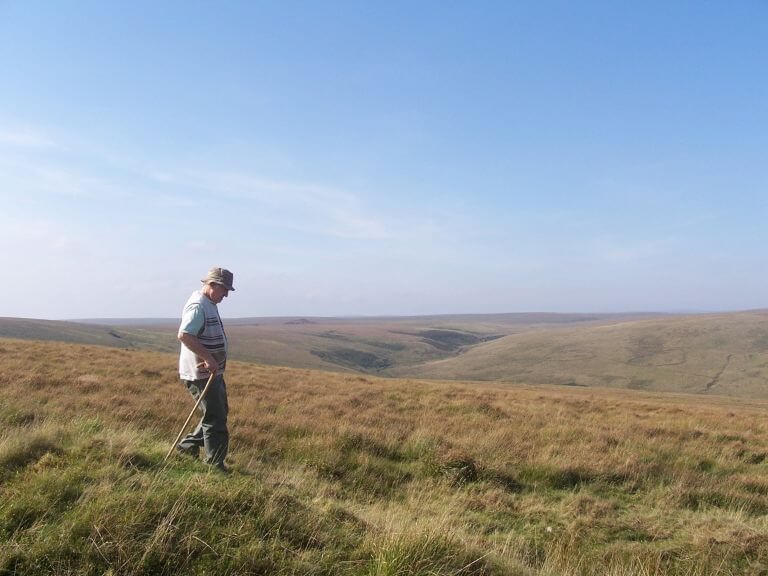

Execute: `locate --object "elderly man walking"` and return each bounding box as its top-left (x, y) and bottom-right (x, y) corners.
top-left (175, 267), bottom-right (235, 473)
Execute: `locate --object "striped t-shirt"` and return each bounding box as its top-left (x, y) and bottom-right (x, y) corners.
top-left (178, 290), bottom-right (228, 380)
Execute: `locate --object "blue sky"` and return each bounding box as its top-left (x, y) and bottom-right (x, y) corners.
top-left (1, 1), bottom-right (766, 319)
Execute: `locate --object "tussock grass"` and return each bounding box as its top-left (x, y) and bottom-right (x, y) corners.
top-left (1, 338), bottom-right (768, 575)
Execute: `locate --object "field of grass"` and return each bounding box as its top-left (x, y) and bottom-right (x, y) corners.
top-left (2, 337), bottom-right (768, 575)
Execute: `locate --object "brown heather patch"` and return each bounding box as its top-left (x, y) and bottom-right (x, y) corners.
top-left (2, 337), bottom-right (768, 575)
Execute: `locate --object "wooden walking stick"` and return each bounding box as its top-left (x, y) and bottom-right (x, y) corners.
top-left (165, 371), bottom-right (217, 461)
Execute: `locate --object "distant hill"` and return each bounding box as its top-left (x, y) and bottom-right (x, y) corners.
top-left (4, 311), bottom-right (768, 398)
top-left (0, 317), bottom-right (178, 353)
top-left (221, 314), bottom-right (646, 371)
top-left (0, 312), bottom-right (652, 374)
top-left (389, 310), bottom-right (768, 399)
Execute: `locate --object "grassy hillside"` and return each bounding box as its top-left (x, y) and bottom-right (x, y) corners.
top-left (2, 338), bottom-right (768, 575)
top-left (391, 311), bottom-right (768, 399)
top-left (0, 317), bottom-right (177, 353)
top-left (3, 311), bottom-right (768, 399)
top-left (0, 313), bottom-right (662, 376)
top-left (225, 320), bottom-right (505, 373)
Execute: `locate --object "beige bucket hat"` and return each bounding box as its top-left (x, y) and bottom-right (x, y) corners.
top-left (201, 267), bottom-right (235, 291)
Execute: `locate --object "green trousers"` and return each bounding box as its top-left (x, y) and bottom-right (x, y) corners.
top-left (177, 375), bottom-right (229, 466)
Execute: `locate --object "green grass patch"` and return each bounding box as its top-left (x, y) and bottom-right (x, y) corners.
top-left (0, 420), bottom-right (372, 576)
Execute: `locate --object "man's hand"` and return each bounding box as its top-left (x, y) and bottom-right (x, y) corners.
top-left (196, 358), bottom-right (219, 374)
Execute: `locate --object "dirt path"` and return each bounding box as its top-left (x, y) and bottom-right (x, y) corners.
top-left (704, 354), bottom-right (733, 391)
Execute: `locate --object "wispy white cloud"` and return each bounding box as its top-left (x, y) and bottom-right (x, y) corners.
top-left (184, 170), bottom-right (355, 205)
top-left (325, 207), bottom-right (391, 239)
top-left (185, 240), bottom-right (219, 252)
top-left (157, 169), bottom-right (399, 241)
top-left (0, 123), bottom-right (128, 201)
top-left (0, 154), bottom-right (133, 201)
top-left (0, 215), bottom-right (76, 251)
top-left (595, 236), bottom-right (673, 264)
top-left (0, 126), bottom-right (59, 149)
top-left (0, 122), bottom-right (442, 250)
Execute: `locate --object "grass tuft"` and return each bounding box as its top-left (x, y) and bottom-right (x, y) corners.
top-left (0, 429), bottom-right (63, 481)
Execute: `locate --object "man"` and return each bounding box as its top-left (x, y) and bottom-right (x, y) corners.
top-left (176, 267), bottom-right (235, 473)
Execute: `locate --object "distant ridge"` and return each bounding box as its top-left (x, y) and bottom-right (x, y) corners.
top-left (5, 311), bottom-right (768, 398)
top-left (75, 311), bottom-right (666, 326)
top-left (73, 318), bottom-right (177, 326)
top-left (0, 317), bottom-right (177, 352)
top-left (390, 310), bottom-right (768, 399)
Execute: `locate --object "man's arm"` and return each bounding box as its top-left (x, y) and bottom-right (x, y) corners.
top-left (178, 332), bottom-right (219, 374)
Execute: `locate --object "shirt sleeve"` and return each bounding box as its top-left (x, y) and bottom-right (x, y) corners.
top-left (179, 302), bottom-right (205, 336)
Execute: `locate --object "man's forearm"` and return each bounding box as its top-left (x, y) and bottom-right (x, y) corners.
top-left (178, 332), bottom-right (217, 371)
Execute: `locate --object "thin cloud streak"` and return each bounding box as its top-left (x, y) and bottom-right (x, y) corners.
top-left (160, 168), bottom-right (400, 241)
top-left (0, 126), bottom-right (59, 149)
top-left (1, 140), bottom-right (417, 246)
top-left (0, 123), bottom-right (430, 244)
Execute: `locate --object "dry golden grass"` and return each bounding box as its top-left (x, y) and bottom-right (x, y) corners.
top-left (2, 337), bottom-right (768, 575)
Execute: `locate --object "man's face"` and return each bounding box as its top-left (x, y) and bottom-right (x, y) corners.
top-left (208, 283), bottom-right (230, 304)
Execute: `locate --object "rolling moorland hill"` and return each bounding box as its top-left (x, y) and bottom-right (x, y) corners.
top-left (1, 337), bottom-right (768, 575)
top-left (3, 311), bottom-right (768, 399)
top-left (391, 311), bottom-right (768, 399)
top-left (0, 317), bottom-right (178, 353)
top-left (222, 313), bottom-right (654, 374)
top-left (0, 311), bottom-right (667, 374)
